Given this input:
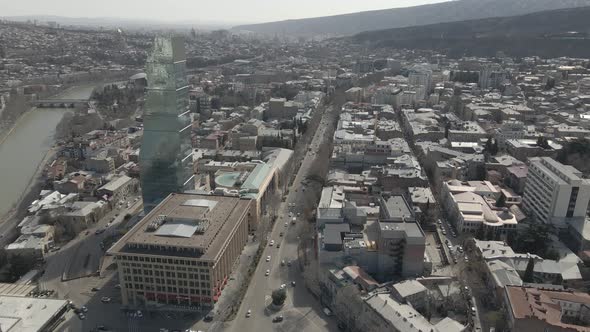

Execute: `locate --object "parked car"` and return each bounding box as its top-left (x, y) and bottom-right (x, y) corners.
top-left (101, 296), bottom-right (111, 303)
top-left (265, 270), bottom-right (270, 276)
top-left (246, 309), bottom-right (251, 318)
top-left (272, 315), bottom-right (284, 323)
top-left (266, 256), bottom-right (271, 262)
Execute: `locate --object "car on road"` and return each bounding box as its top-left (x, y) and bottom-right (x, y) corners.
top-left (136, 310), bottom-right (143, 318)
top-left (442, 230), bottom-right (447, 235)
top-left (78, 313), bottom-right (86, 320)
top-left (246, 309), bottom-right (251, 318)
top-left (458, 246), bottom-right (464, 253)
top-left (95, 229), bottom-right (104, 235)
top-left (281, 260), bottom-right (285, 266)
top-left (91, 287), bottom-right (100, 291)
top-left (115, 284), bottom-right (121, 289)
top-left (85, 231), bottom-right (90, 236)
top-left (279, 232), bottom-right (284, 237)
top-left (291, 217), bottom-right (296, 225)
top-left (265, 270), bottom-right (270, 276)
top-left (280, 284), bottom-right (286, 289)
top-left (291, 281), bottom-right (296, 287)
top-left (269, 240), bottom-right (275, 246)
top-left (284, 222), bottom-right (288, 227)
top-left (287, 261), bottom-right (291, 267)
top-left (203, 314), bottom-right (213, 322)
top-left (97, 326), bottom-right (109, 331)
top-left (276, 243), bottom-right (280, 248)
top-left (101, 296), bottom-right (111, 303)
top-left (470, 306), bottom-right (477, 315)
top-left (266, 255), bottom-right (271, 262)
top-left (81, 305), bottom-right (88, 313)
top-left (272, 315), bottom-right (284, 323)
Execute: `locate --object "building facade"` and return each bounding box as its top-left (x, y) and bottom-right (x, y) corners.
top-left (109, 193), bottom-right (253, 310)
top-left (139, 36), bottom-right (194, 212)
top-left (523, 157), bottom-right (590, 226)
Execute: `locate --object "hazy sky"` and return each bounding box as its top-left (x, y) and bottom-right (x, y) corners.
top-left (0, 0), bottom-right (449, 24)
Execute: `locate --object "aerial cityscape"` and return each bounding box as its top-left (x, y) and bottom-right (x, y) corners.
top-left (2, 1), bottom-right (590, 332)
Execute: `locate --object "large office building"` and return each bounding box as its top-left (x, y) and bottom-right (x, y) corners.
top-left (522, 157), bottom-right (590, 226)
top-left (108, 193), bottom-right (253, 310)
top-left (140, 36), bottom-right (194, 212)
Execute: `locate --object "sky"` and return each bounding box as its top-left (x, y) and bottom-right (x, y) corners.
top-left (0, 0), bottom-right (450, 25)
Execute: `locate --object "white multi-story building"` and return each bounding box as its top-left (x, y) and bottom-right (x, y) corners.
top-left (523, 157), bottom-right (590, 226)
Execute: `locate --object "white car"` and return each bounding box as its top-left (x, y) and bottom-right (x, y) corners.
top-left (266, 255), bottom-right (271, 262)
top-left (269, 240), bottom-right (275, 246)
top-left (246, 309), bottom-right (252, 318)
top-left (265, 270), bottom-right (270, 276)
top-left (284, 222), bottom-right (288, 227)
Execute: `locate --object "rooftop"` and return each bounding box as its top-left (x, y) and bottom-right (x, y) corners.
top-left (506, 286), bottom-right (590, 332)
top-left (109, 193), bottom-right (251, 261)
top-left (0, 296), bottom-right (68, 332)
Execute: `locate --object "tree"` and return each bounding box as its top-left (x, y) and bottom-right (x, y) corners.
top-left (523, 257), bottom-right (535, 282)
top-left (271, 287), bottom-right (287, 306)
top-left (496, 194), bottom-right (506, 208)
top-left (536, 136), bottom-right (550, 150)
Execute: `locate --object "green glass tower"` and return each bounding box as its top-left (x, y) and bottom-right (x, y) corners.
top-left (140, 36), bottom-right (193, 212)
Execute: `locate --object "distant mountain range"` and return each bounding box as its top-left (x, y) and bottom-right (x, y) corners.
top-left (233, 0), bottom-right (590, 37)
top-left (348, 6), bottom-right (590, 58)
top-left (0, 15), bottom-right (233, 31)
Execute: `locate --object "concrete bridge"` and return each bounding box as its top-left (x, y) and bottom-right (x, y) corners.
top-left (32, 99), bottom-right (89, 108)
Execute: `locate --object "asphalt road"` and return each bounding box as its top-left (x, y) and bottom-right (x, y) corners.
top-left (221, 105), bottom-right (339, 332)
top-left (38, 196), bottom-right (143, 332)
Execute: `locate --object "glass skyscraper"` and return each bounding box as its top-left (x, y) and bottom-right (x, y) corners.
top-left (140, 36), bottom-right (194, 212)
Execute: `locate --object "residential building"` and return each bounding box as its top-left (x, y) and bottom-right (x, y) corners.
top-left (364, 293), bottom-right (466, 332)
top-left (97, 175), bottom-right (138, 204)
top-left (442, 180), bottom-right (518, 236)
top-left (108, 193), bottom-right (253, 309)
top-left (523, 157), bottom-right (590, 226)
top-left (504, 286), bottom-right (590, 332)
top-left (139, 36), bottom-right (194, 212)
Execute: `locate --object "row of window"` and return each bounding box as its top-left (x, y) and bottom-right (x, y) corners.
top-left (126, 283), bottom-right (212, 296)
top-left (118, 255), bottom-right (211, 267)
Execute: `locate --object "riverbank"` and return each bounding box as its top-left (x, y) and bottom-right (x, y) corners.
top-left (0, 146), bottom-right (56, 226)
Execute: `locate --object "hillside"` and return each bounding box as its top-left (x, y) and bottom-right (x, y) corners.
top-left (348, 6), bottom-right (590, 58)
top-left (232, 0), bottom-right (590, 37)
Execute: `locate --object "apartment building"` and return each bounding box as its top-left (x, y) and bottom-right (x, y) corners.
top-left (108, 193), bottom-right (253, 310)
top-left (522, 157), bottom-right (590, 226)
top-left (504, 286), bottom-right (590, 332)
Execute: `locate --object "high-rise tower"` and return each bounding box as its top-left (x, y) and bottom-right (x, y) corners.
top-left (140, 36), bottom-right (193, 212)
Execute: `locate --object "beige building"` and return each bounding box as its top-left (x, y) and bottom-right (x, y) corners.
top-left (108, 193), bottom-right (253, 310)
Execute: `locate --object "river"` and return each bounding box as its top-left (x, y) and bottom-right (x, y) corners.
top-left (0, 84), bottom-right (96, 220)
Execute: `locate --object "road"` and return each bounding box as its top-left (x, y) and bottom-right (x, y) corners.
top-left (39, 195), bottom-right (143, 331)
top-left (221, 105), bottom-right (339, 332)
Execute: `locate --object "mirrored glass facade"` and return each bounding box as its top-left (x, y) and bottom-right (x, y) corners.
top-left (140, 36), bottom-right (194, 212)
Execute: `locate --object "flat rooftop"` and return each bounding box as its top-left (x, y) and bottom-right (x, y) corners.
top-left (109, 193), bottom-right (251, 261)
top-left (0, 296), bottom-right (68, 332)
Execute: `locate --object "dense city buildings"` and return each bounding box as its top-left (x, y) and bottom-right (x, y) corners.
top-left (139, 37), bottom-right (194, 212)
top-left (3, 2), bottom-right (590, 331)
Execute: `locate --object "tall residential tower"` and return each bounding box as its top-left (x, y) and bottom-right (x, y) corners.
top-left (140, 36), bottom-right (194, 212)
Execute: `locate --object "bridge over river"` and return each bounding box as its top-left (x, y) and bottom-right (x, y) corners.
top-left (31, 98), bottom-right (89, 108)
